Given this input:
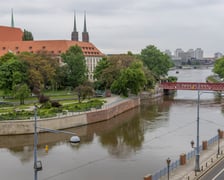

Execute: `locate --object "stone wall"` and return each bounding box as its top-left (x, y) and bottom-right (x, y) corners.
top-left (0, 97), bottom-right (140, 135)
top-left (0, 114), bottom-right (87, 135)
top-left (86, 98), bottom-right (140, 124)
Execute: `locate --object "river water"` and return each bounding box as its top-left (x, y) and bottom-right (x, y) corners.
top-left (1, 67), bottom-right (224, 180)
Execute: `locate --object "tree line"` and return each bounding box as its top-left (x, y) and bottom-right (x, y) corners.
top-left (0, 45), bottom-right (174, 104)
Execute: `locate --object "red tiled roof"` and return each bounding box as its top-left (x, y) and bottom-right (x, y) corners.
top-left (0, 26), bottom-right (23, 41)
top-left (0, 40), bottom-right (104, 57)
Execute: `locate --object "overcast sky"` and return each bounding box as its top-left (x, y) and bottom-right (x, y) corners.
top-left (1, 0), bottom-right (224, 56)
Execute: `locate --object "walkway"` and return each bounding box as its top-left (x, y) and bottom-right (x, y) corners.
top-left (160, 137), bottom-right (224, 180)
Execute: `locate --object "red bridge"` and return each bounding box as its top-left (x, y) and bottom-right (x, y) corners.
top-left (160, 82), bottom-right (224, 91)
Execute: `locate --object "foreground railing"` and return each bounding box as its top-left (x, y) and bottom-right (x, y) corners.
top-left (151, 134), bottom-right (219, 180)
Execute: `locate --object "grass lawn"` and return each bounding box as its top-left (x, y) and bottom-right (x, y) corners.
top-left (0, 95), bottom-right (105, 120)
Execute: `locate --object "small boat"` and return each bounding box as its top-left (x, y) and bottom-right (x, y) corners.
top-left (176, 71), bottom-right (179, 74)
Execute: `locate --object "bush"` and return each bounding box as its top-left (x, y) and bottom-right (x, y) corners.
top-left (38, 94), bottom-right (50, 103)
top-left (51, 101), bottom-right (62, 107)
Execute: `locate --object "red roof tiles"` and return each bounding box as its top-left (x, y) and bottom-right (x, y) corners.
top-left (0, 40), bottom-right (104, 57)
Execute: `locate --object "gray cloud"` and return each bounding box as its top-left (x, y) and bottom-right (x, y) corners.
top-left (0, 0), bottom-right (224, 56)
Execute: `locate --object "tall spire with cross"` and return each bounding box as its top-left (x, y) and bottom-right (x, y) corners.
top-left (71, 11), bottom-right (79, 41)
top-left (11, 8), bottom-right (14, 28)
top-left (82, 11), bottom-right (89, 42)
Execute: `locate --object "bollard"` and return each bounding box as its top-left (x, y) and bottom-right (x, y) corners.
top-left (211, 158), bottom-right (213, 163)
top-left (143, 174), bottom-right (152, 180)
top-left (206, 162), bottom-right (207, 167)
top-left (180, 153), bottom-right (186, 165)
top-left (220, 130), bottom-right (224, 139)
top-left (45, 145), bottom-right (49, 153)
top-left (202, 141), bottom-right (207, 150)
top-left (201, 166), bottom-right (203, 171)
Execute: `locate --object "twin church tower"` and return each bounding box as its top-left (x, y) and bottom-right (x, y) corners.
top-left (71, 12), bottom-right (89, 42)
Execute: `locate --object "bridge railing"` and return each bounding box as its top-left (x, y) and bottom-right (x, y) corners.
top-left (151, 134), bottom-right (219, 180)
top-left (160, 82), bottom-right (224, 91)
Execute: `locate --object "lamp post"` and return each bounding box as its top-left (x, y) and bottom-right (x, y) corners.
top-left (194, 90), bottom-right (220, 171)
top-left (194, 90), bottom-right (201, 172)
top-left (34, 105), bottom-right (41, 180)
top-left (218, 129), bottom-right (221, 155)
top-left (166, 158), bottom-right (171, 180)
top-left (33, 105), bottom-right (80, 180)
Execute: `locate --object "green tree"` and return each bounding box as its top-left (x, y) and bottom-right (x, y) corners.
top-left (0, 52), bottom-right (17, 65)
top-left (0, 58), bottom-right (28, 97)
top-left (75, 83), bottom-right (94, 102)
top-left (139, 45), bottom-right (173, 79)
top-left (12, 84), bottom-right (30, 105)
top-left (18, 52), bottom-right (59, 92)
top-left (61, 45), bottom-right (88, 88)
top-left (22, 29), bottom-right (34, 41)
top-left (213, 57), bottom-right (224, 78)
top-left (93, 57), bottom-right (111, 90)
top-left (111, 61), bottom-right (147, 96)
top-left (94, 54), bottom-right (138, 91)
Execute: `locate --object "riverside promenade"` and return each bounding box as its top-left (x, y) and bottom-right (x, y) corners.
top-left (148, 134), bottom-right (224, 180)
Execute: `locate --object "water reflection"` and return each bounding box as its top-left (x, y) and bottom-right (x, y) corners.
top-left (0, 98), bottom-right (168, 162)
top-left (100, 111), bottom-right (143, 158)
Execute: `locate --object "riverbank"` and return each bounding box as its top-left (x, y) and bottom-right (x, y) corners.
top-left (157, 131), bottom-right (224, 180)
top-left (0, 95), bottom-right (140, 135)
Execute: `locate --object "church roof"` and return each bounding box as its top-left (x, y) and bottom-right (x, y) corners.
top-left (0, 40), bottom-right (104, 57)
top-left (0, 26), bottom-right (23, 41)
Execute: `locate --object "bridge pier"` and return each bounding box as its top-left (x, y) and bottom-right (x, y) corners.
top-left (163, 89), bottom-right (175, 95)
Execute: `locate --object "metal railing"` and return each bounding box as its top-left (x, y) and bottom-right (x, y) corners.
top-left (151, 134), bottom-right (219, 180)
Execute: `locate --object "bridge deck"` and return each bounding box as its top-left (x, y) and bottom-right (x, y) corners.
top-left (160, 82), bottom-right (224, 91)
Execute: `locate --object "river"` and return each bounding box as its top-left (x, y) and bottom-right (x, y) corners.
top-left (0, 67), bottom-right (224, 180)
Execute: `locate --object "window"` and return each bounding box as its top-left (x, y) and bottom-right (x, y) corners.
top-left (29, 46), bottom-right (32, 50)
top-left (2, 47), bottom-right (6, 50)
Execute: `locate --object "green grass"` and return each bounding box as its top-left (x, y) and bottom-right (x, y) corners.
top-left (0, 89), bottom-right (107, 120)
top-left (0, 98), bottom-right (106, 120)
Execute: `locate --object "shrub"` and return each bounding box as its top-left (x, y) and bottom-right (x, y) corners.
top-left (38, 94), bottom-right (50, 103)
top-left (51, 101), bottom-right (62, 107)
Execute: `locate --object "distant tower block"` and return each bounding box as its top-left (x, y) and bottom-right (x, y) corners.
top-left (82, 11), bottom-right (89, 42)
top-left (71, 11), bottom-right (79, 41)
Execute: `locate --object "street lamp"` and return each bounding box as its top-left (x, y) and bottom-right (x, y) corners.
top-left (194, 90), bottom-right (220, 172)
top-left (166, 157), bottom-right (171, 180)
top-left (218, 129), bottom-right (221, 155)
top-left (194, 89), bottom-right (201, 171)
top-left (34, 105), bottom-right (40, 180)
top-left (33, 105), bottom-right (80, 180)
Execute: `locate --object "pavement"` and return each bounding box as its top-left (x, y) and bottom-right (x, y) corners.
top-left (160, 138), bottom-right (224, 180)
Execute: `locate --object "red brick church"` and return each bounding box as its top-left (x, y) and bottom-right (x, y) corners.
top-left (0, 11), bottom-right (104, 80)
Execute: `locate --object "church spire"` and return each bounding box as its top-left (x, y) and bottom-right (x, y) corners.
top-left (11, 8), bottom-right (14, 28)
top-left (83, 11), bottom-right (87, 32)
top-left (71, 11), bottom-right (79, 41)
top-left (82, 11), bottom-right (89, 42)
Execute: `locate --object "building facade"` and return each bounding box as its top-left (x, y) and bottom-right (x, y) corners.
top-left (0, 12), bottom-right (104, 81)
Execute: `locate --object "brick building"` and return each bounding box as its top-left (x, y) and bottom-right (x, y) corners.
top-left (0, 12), bottom-right (104, 81)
